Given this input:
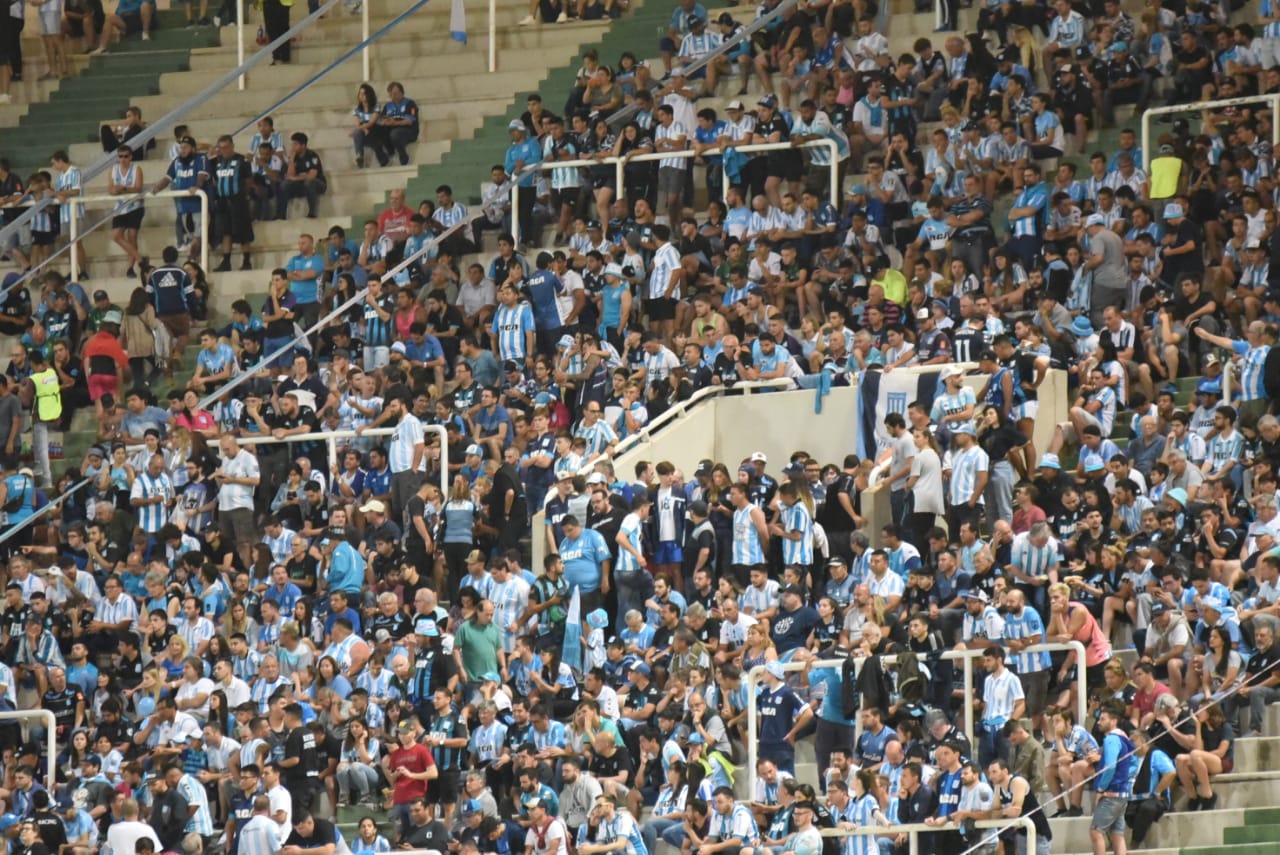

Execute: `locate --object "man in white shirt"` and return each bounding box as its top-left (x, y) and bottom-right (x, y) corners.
top-left (262, 763), bottom-right (292, 844)
top-left (104, 798), bottom-right (161, 855)
top-left (216, 434), bottom-right (260, 568)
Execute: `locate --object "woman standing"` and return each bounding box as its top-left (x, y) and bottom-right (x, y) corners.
top-left (905, 427), bottom-right (944, 548)
top-left (1046, 582), bottom-right (1113, 710)
top-left (976, 406), bottom-right (1029, 527)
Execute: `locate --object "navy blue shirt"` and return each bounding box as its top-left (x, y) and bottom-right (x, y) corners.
top-left (524, 270), bottom-right (564, 331)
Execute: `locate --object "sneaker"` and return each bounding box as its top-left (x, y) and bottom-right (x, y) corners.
top-left (213, 14), bottom-right (222, 25)
top-left (355, 155), bottom-right (364, 169)
top-left (141, 30), bottom-right (151, 39)
top-left (555, 10), bottom-right (568, 20)
top-left (178, 240), bottom-right (193, 255)
top-left (215, 256), bottom-right (232, 272)
top-left (518, 13), bottom-right (536, 24)
top-left (88, 45), bottom-right (107, 55)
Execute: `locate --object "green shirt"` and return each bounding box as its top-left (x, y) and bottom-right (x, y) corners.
top-left (455, 617), bottom-right (501, 680)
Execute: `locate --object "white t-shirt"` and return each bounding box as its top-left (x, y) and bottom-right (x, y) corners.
top-left (218, 450), bottom-right (259, 512)
top-left (176, 677), bottom-right (217, 722)
top-left (525, 817), bottom-right (569, 855)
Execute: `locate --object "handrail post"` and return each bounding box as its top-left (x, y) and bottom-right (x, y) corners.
top-left (908, 830), bottom-right (918, 855)
top-left (237, 0), bottom-right (246, 90)
top-left (615, 159), bottom-right (625, 201)
top-left (0, 711), bottom-right (56, 786)
top-left (1142, 109), bottom-right (1150, 172)
top-left (963, 652), bottom-right (975, 749)
top-left (361, 0), bottom-right (370, 82)
top-left (200, 191), bottom-right (210, 275)
top-left (510, 180), bottom-right (521, 244)
top-left (826, 139), bottom-right (838, 204)
top-left (488, 0), bottom-right (496, 72)
top-left (746, 663), bottom-right (761, 795)
top-left (69, 210), bottom-right (80, 282)
top-left (1069, 640), bottom-right (1088, 730)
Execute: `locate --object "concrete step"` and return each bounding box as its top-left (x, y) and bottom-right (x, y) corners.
top-left (125, 87), bottom-right (515, 122)
top-left (1224, 824), bottom-right (1280, 844)
top-left (157, 66), bottom-right (544, 99)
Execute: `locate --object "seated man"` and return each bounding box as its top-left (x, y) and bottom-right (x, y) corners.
top-left (90, 0), bottom-right (154, 55)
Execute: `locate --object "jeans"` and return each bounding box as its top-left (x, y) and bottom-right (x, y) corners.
top-left (278, 177), bottom-right (327, 218)
top-left (1249, 685), bottom-right (1280, 733)
top-left (890, 488), bottom-right (909, 529)
top-left (32, 420), bottom-right (51, 489)
top-left (336, 762), bottom-right (379, 801)
top-left (642, 818), bottom-right (681, 854)
top-left (613, 569), bottom-right (652, 632)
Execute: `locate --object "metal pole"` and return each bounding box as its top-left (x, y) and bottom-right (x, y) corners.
top-left (488, 0), bottom-right (496, 73)
top-left (69, 209), bottom-right (80, 282)
top-left (361, 0), bottom-right (370, 83)
top-left (0, 711), bottom-right (56, 786)
top-left (510, 180), bottom-right (521, 244)
top-left (237, 0), bottom-right (246, 90)
top-left (962, 652), bottom-right (975, 749)
top-left (826, 140), bottom-right (838, 204)
top-left (1142, 108), bottom-right (1150, 172)
top-left (908, 831), bottom-right (918, 855)
top-left (1070, 640), bottom-right (1088, 731)
top-left (200, 191), bottom-right (209, 275)
top-left (615, 159), bottom-right (625, 201)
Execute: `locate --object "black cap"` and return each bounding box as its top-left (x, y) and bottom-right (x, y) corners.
top-left (93, 290), bottom-right (109, 301)
top-left (688, 13), bottom-right (703, 25)
top-left (780, 583), bottom-right (803, 596)
top-left (689, 500), bottom-right (709, 516)
top-left (503, 359), bottom-right (521, 373)
top-left (717, 11), bottom-right (735, 24)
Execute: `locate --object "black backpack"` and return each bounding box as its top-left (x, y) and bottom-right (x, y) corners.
top-left (2, 476), bottom-right (29, 514)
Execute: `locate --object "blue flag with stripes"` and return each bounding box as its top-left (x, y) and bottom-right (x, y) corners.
top-left (855, 369), bottom-right (943, 460)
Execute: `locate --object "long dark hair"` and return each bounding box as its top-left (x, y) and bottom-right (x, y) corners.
top-left (126, 286), bottom-right (150, 315)
top-left (356, 83), bottom-right (378, 112)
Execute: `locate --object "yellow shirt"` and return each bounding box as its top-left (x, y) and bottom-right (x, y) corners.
top-left (875, 269), bottom-right (909, 307)
top-left (1149, 155), bottom-right (1182, 200)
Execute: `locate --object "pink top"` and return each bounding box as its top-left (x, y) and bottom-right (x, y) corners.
top-left (1068, 602), bottom-right (1112, 666)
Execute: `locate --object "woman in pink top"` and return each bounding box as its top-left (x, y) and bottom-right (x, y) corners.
top-left (173, 389), bottom-right (218, 439)
top-left (1047, 581), bottom-right (1113, 707)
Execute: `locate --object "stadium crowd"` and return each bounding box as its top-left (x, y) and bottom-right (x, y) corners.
top-left (6, 0), bottom-right (1280, 853)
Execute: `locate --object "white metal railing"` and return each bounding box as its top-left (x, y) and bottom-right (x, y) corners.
top-left (572, 378), bottom-right (794, 476)
top-left (821, 817), bottom-right (1036, 855)
top-left (744, 642), bottom-right (1088, 799)
top-left (235, 425), bottom-right (449, 498)
top-left (1142, 93), bottom-right (1280, 171)
top-left (0, 711), bottom-right (56, 787)
top-left (65, 190), bottom-right (209, 282)
top-left (512, 139), bottom-right (841, 241)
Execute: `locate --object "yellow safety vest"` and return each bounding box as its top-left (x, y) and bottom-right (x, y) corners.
top-left (30, 367), bottom-right (62, 423)
top-left (1149, 155), bottom-right (1182, 201)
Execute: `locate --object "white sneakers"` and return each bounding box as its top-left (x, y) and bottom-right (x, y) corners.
top-left (518, 13), bottom-right (537, 24)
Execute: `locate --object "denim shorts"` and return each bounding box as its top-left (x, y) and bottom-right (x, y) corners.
top-left (1091, 795), bottom-right (1128, 835)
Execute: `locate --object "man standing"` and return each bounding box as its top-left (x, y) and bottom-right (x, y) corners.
top-left (756, 661), bottom-right (810, 774)
top-left (977, 646), bottom-right (1025, 766)
top-left (284, 232), bottom-right (325, 329)
top-left (1084, 214), bottom-right (1128, 327)
top-left (504, 121), bottom-right (542, 245)
top-left (278, 703), bottom-right (319, 814)
top-left (384, 394), bottom-right (424, 519)
top-left (881, 412), bottom-right (916, 529)
top-left (1090, 701), bottom-right (1136, 855)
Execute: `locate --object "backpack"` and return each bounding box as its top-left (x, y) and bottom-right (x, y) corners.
top-left (3, 476), bottom-right (29, 514)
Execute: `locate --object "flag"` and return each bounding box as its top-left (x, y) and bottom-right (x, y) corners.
top-left (450, 0), bottom-right (467, 42)
top-left (562, 586), bottom-right (582, 675)
top-left (855, 368), bottom-right (944, 459)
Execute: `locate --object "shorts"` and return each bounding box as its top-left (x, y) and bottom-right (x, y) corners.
top-left (159, 312), bottom-right (193, 341)
top-left (219, 506), bottom-right (256, 546)
top-left (657, 165), bottom-right (687, 197)
top-left (120, 12), bottom-right (145, 34)
top-left (112, 208), bottom-right (145, 231)
top-left (1090, 795), bottom-right (1128, 835)
top-left (213, 196), bottom-right (255, 245)
top-left (425, 769), bottom-right (459, 805)
top-left (653, 541), bottom-right (683, 564)
top-left (39, 7), bottom-right (62, 36)
top-left (88, 373), bottom-right (118, 402)
top-left (1011, 400), bottom-right (1038, 421)
top-left (1017, 668), bottom-right (1050, 717)
top-left (1059, 407), bottom-right (1101, 443)
top-left (767, 150), bottom-right (804, 182)
top-left (549, 187), bottom-right (581, 212)
top-left (31, 230), bottom-right (56, 247)
top-left (647, 296), bottom-right (676, 321)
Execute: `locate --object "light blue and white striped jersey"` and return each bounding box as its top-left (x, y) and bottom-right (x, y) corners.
top-left (1001, 607), bottom-right (1050, 672)
top-left (655, 120), bottom-right (689, 171)
top-left (531, 719), bottom-right (567, 752)
top-left (1009, 183), bottom-right (1047, 236)
top-left (262, 527), bottom-right (295, 564)
top-left (1234, 341), bottom-right (1270, 401)
top-left (616, 512), bottom-right (645, 574)
top-left (948, 445), bottom-right (989, 506)
top-left (678, 31), bottom-right (723, 62)
top-left (491, 302), bottom-right (536, 361)
top-left (460, 570), bottom-right (495, 602)
top-left (543, 134), bottom-right (580, 190)
top-left (707, 803), bottom-right (757, 845)
top-left (1089, 385), bottom-right (1117, 437)
top-left (355, 667), bottom-right (392, 701)
top-left (179, 616), bottom-right (215, 652)
top-left (490, 576), bottom-right (528, 652)
top-left (781, 502), bottom-right (813, 566)
top-left (931, 387), bottom-right (976, 431)
top-left (740, 579), bottom-right (779, 615)
top-left (249, 130), bottom-right (284, 157)
top-left (867, 569), bottom-right (905, 601)
top-left (97, 594), bottom-right (138, 628)
top-left (1207, 428), bottom-right (1244, 475)
top-left (432, 202), bottom-right (468, 230)
top-left (1115, 495), bottom-right (1153, 536)
top-left (649, 242), bottom-right (683, 300)
top-left (250, 675), bottom-right (289, 713)
top-left (839, 795), bottom-right (882, 855)
top-left (232, 650), bottom-right (261, 683)
top-left (963, 604), bottom-right (1005, 644)
top-left (469, 721), bottom-right (507, 762)
top-left (55, 165), bottom-right (83, 223)
top-left (130, 471), bottom-right (174, 533)
top-left (1048, 10), bottom-right (1085, 44)
top-left (1009, 532), bottom-right (1060, 581)
top-left (1265, 0), bottom-right (1280, 39)
top-left (981, 668), bottom-right (1024, 724)
top-left (111, 162), bottom-right (143, 214)
top-left (574, 419), bottom-right (617, 457)
top-left (790, 110), bottom-right (848, 163)
top-left (177, 772), bottom-right (215, 834)
top-left (732, 505), bottom-right (766, 565)
top-left (389, 413), bottom-right (425, 474)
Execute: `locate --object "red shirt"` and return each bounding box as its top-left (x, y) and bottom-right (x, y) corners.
top-left (1133, 682), bottom-right (1171, 718)
top-left (377, 206), bottom-right (412, 243)
top-left (387, 741), bottom-right (435, 804)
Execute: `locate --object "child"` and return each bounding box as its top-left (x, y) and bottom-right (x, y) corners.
top-left (25, 172), bottom-right (56, 271)
top-left (583, 608), bottom-right (608, 672)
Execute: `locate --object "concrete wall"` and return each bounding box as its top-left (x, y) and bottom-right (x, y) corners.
top-left (530, 369), bottom-right (1070, 570)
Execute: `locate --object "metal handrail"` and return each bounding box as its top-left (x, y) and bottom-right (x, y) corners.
top-left (513, 138), bottom-right (840, 242)
top-left (744, 641), bottom-right (1088, 799)
top-left (1142, 93), bottom-right (1280, 171)
top-left (572, 377), bottom-right (793, 475)
top-left (0, 0), bottom-right (344, 272)
top-left (820, 817), bottom-right (1036, 855)
top-left (61, 190), bottom-right (210, 282)
top-left (0, 711), bottom-right (57, 787)
top-left (235, 425), bottom-right (449, 497)
top-left (604, 0), bottom-right (799, 131)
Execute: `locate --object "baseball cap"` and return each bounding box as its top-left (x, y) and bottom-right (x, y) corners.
top-left (358, 499), bottom-right (386, 515)
top-left (750, 451), bottom-right (767, 463)
top-left (726, 98), bottom-right (744, 111)
top-left (916, 307), bottom-right (930, 320)
top-left (629, 662), bottom-right (652, 677)
top-left (1151, 602), bottom-right (1170, 616)
top-left (390, 341), bottom-right (407, 354)
top-left (586, 472), bottom-right (608, 485)
top-left (415, 618), bottom-right (441, 637)
top-left (1038, 453), bottom-right (1061, 469)
top-left (466, 549), bottom-right (486, 564)
top-left (93, 290), bottom-right (109, 301)
top-left (481, 671), bottom-right (502, 683)
top-left (1196, 377), bottom-right (1222, 395)
top-left (1200, 595), bottom-right (1226, 613)
top-left (508, 119), bottom-right (526, 131)
top-left (941, 365), bottom-right (965, 379)
top-left (374, 629), bottom-right (392, 643)
top-left (465, 443), bottom-right (484, 456)
top-left (963, 590), bottom-right (990, 603)
top-left (556, 469), bottom-right (574, 481)
top-left (717, 11), bottom-right (735, 24)
top-left (951, 422), bottom-right (976, 436)
top-left (558, 334), bottom-right (576, 349)
top-left (1164, 202), bottom-right (1185, 219)
top-left (765, 661), bottom-right (786, 680)
top-left (461, 799), bottom-right (482, 815)
top-left (1084, 213), bottom-right (1106, 228)
top-left (758, 94), bottom-right (778, 109)
top-left (604, 262), bottom-right (624, 278)
top-left (503, 359), bottom-right (521, 373)
top-left (525, 797), bottom-right (547, 811)
top-left (1165, 487), bottom-right (1188, 507)
top-left (1082, 455), bottom-right (1105, 473)
top-left (1159, 143), bottom-right (1175, 154)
